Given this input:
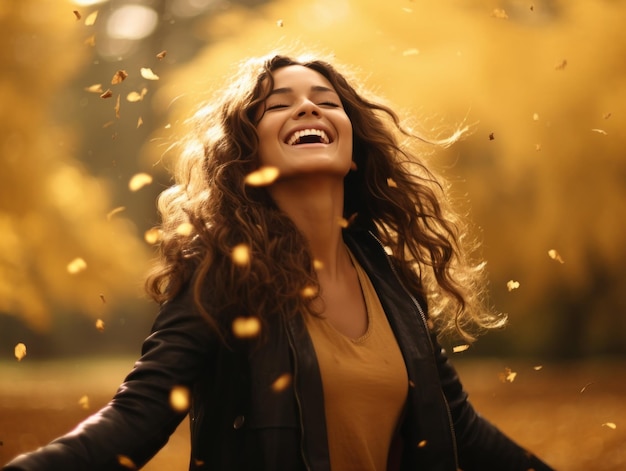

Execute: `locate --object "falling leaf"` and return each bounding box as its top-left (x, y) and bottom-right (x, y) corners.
top-left (271, 373), bottom-right (292, 392)
top-left (535, 144), bottom-right (542, 152)
top-left (530, 4), bottom-right (535, 11)
top-left (156, 50), bottom-right (167, 60)
top-left (313, 259), bottom-right (324, 270)
top-left (78, 395), bottom-right (90, 410)
top-left (111, 70), bottom-right (128, 85)
top-left (488, 132), bottom-right (495, 140)
top-left (231, 244), bottom-right (250, 266)
top-left (73, 10), bottom-right (81, 20)
top-left (580, 382), bottom-right (593, 393)
top-left (99, 294), bottom-right (107, 303)
top-left (532, 113), bottom-right (540, 121)
top-left (140, 67), bottom-right (159, 80)
top-left (114, 94), bottom-right (121, 118)
top-left (491, 8), bottom-right (509, 19)
top-left (548, 249), bottom-right (565, 264)
top-left (602, 422), bottom-right (617, 430)
top-left (402, 48), bottom-right (420, 56)
top-left (117, 455), bottom-right (137, 470)
top-left (301, 285), bottom-right (318, 298)
top-left (337, 217), bottom-right (349, 228)
top-left (84, 35), bottom-right (96, 46)
top-left (95, 319), bottom-right (105, 332)
top-left (14, 343), bottom-right (27, 361)
top-left (137, 116), bottom-right (143, 128)
top-left (170, 386), bottom-right (190, 412)
top-left (498, 367), bottom-right (517, 383)
top-left (506, 280), bottom-right (520, 291)
top-left (591, 128), bottom-right (607, 135)
top-left (276, 19), bottom-right (284, 27)
top-left (67, 257), bottom-right (87, 274)
top-left (100, 89), bottom-right (113, 99)
top-left (144, 228), bottom-right (161, 244)
top-left (244, 166), bottom-right (279, 186)
top-left (417, 440), bottom-right (427, 448)
top-left (232, 317), bottom-right (261, 338)
top-left (106, 206), bottom-right (126, 221)
top-left (533, 365), bottom-right (543, 371)
top-left (387, 178), bottom-right (398, 188)
top-left (127, 88), bottom-right (148, 102)
top-left (554, 59), bottom-right (568, 70)
top-left (128, 172), bottom-right (153, 191)
top-left (176, 222), bottom-right (194, 236)
top-left (84, 10), bottom-right (98, 26)
top-left (85, 83), bottom-right (103, 94)
top-left (103, 120), bottom-right (115, 128)
top-left (452, 344), bottom-right (470, 353)
top-left (603, 112), bottom-right (612, 120)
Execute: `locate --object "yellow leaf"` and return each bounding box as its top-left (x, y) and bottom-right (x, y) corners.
top-left (84, 10), bottom-right (98, 26)
top-left (602, 422), bottom-right (617, 430)
top-left (106, 206), bottom-right (126, 221)
top-left (67, 257), bottom-right (87, 274)
top-left (232, 317), bottom-right (261, 338)
top-left (506, 280), bottom-right (520, 291)
top-left (452, 344), bottom-right (470, 353)
top-left (140, 67), bottom-right (159, 80)
top-left (244, 166), bottom-right (279, 186)
top-left (144, 227), bottom-right (161, 244)
top-left (95, 319), bottom-right (105, 332)
top-left (78, 395), bottom-right (90, 410)
top-left (548, 249), bottom-right (565, 264)
top-left (231, 244), bottom-right (250, 266)
top-left (176, 222), bottom-right (194, 236)
top-left (128, 173), bottom-right (153, 191)
top-left (156, 50), bottom-right (167, 60)
top-left (271, 373), bottom-right (292, 392)
top-left (117, 455), bottom-right (137, 469)
top-left (170, 386), bottom-right (190, 412)
top-left (14, 343), bottom-right (27, 361)
top-left (111, 70), bottom-right (128, 85)
top-left (85, 83), bottom-right (103, 94)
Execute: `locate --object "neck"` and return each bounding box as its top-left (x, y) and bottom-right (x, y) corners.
top-left (269, 176), bottom-right (350, 281)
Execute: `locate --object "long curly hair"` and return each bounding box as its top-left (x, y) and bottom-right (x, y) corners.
top-left (145, 53), bottom-right (504, 343)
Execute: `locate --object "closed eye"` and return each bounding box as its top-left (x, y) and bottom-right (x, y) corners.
top-left (266, 103), bottom-right (288, 111)
top-left (319, 101), bottom-right (340, 108)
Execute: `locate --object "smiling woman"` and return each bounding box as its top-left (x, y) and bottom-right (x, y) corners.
top-left (2, 52), bottom-right (554, 471)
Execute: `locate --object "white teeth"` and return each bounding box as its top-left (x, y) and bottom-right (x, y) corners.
top-left (286, 128), bottom-right (330, 145)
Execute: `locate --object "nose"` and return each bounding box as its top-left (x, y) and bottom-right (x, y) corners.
top-left (293, 99), bottom-right (321, 119)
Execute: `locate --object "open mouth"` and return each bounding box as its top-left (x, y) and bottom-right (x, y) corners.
top-left (286, 128), bottom-right (331, 146)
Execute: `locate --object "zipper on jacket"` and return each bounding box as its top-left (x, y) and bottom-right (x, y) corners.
top-left (285, 319), bottom-right (312, 471)
top-left (367, 231), bottom-right (460, 469)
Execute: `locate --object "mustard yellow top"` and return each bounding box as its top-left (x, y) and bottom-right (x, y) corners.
top-left (305, 250), bottom-right (408, 471)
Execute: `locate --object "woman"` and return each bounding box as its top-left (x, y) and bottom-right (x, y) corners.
top-left (3, 53), bottom-right (553, 470)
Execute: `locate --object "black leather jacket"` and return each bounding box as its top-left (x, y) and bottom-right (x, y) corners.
top-left (3, 230), bottom-right (553, 471)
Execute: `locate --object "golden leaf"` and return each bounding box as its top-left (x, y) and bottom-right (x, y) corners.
top-left (144, 228), bottom-right (161, 245)
top-left (128, 172), bottom-right (153, 191)
top-left (84, 35), bottom-right (96, 47)
top-left (106, 206), bottom-right (126, 221)
top-left (67, 257), bottom-right (87, 274)
top-left (231, 244), bottom-right (250, 266)
top-left (591, 128), bottom-right (607, 135)
top-left (176, 222), bottom-right (194, 236)
top-left (452, 344), bottom-right (470, 353)
top-left (14, 343), bottom-right (27, 361)
top-left (156, 50), bottom-right (167, 60)
top-left (402, 48), bottom-right (420, 56)
top-left (313, 259), bottom-right (324, 270)
top-left (170, 386), bottom-right (190, 412)
top-left (387, 178), bottom-right (398, 188)
top-left (126, 88), bottom-right (148, 102)
top-left (140, 67), bottom-right (160, 81)
top-left (417, 440), bottom-right (427, 448)
top-left (99, 294), bottom-right (107, 304)
top-left (506, 280), bottom-right (520, 291)
top-left (111, 70), bottom-right (128, 85)
top-left (337, 217), bottom-right (349, 228)
top-left (548, 249), bottom-right (565, 264)
top-left (137, 116), bottom-right (143, 128)
top-left (533, 365), bottom-right (543, 371)
top-left (85, 83), bottom-right (103, 94)
top-left (73, 10), bottom-right (81, 20)
top-left (78, 395), bottom-right (90, 410)
top-left (301, 286), bottom-right (318, 298)
top-left (271, 373), bottom-right (292, 392)
top-left (100, 89), bottom-right (113, 99)
top-left (114, 94), bottom-right (121, 119)
top-left (276, 19), bottom-right (284, 27)
top-left (95, 319), bottom-right (105, 332)
top-left (491, 8), bottom-right (508, 19)
top-left (232, 317), bottom-right (261, 338)
top-left (244, 166), bottom-right (279, 186)
top-left (555, 59), bottom-right (568, 70)
top-left (602, 422), bottom-right (617, 430)
top-left (84, 10), bottom-right (98, 26)
top-left (498, 367), bottom-right (517, 383)
top-left (117, 455), bottom-right (137, 470)
top-left (532, 113), bottom-right (539, 121)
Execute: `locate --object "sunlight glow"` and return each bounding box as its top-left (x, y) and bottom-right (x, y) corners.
top-left (107, 5), bottom-right (158, 40)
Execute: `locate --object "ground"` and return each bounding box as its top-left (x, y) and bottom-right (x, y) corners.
top-left (1, 356), bottom-right (624, 469)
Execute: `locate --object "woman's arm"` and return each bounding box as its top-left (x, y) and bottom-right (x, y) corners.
top-left (432, 333), bottom-right (554, 471)
top-left (3, 289), bottom-right (215, 471)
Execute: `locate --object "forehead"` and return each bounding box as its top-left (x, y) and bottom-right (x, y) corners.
top-left (269, 65), bottom-right (336, 92)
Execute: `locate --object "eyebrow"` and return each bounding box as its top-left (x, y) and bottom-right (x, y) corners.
top-left (268, 85), bottom-right (337, 97)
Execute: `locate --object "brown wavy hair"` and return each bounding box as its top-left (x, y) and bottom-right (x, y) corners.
top-left (145, 53), bottom-right (504, 343)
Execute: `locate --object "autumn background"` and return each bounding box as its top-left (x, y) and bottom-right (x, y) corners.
top-left (1, 0), bottom-right (625, 469)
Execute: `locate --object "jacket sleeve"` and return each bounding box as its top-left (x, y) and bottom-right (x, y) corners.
top-left (3, 288), bottom-right (215, 471)
top-left (432, 333), bottom-right (555, 471)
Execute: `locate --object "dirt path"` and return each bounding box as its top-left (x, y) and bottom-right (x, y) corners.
top-left (1, 357), bottom-right (624, 469)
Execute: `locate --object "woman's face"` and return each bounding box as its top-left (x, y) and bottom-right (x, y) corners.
top-left (255, 65), bottom-right (353, 181)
